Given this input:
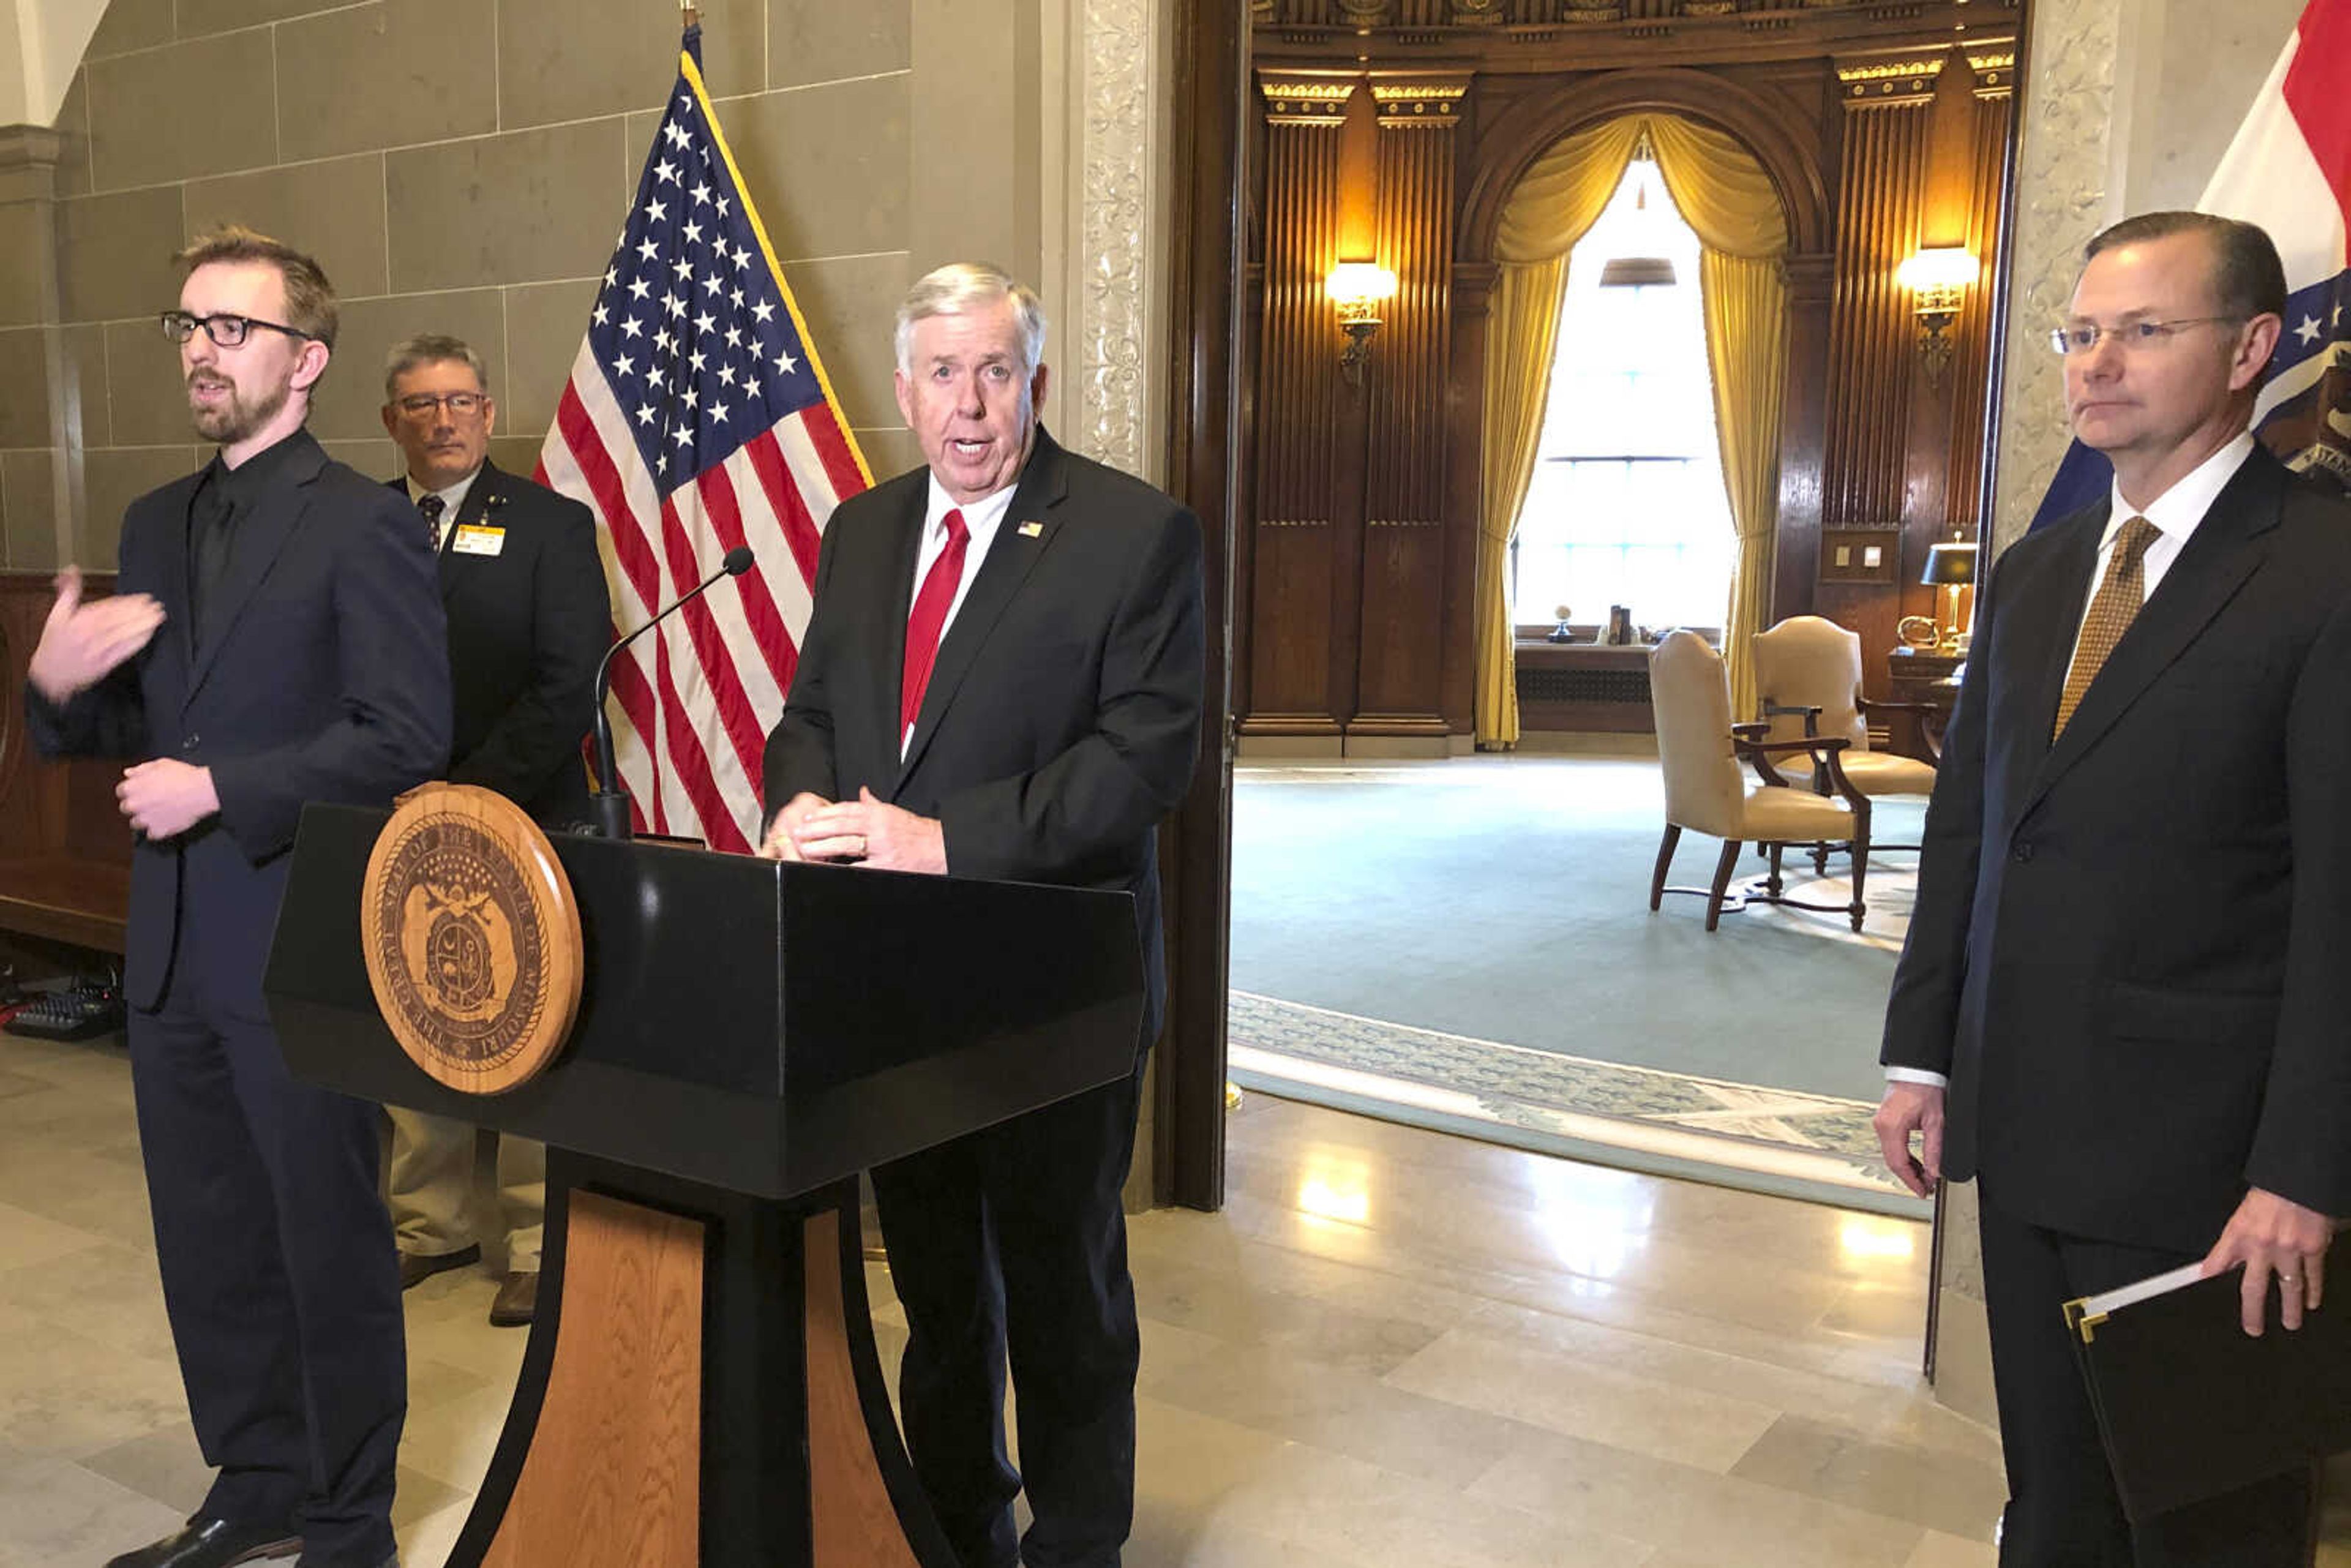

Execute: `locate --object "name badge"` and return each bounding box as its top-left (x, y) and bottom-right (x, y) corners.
top-left (451, 524), bottom-right (506, 557)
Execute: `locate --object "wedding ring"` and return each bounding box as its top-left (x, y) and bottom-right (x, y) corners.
top-left (2280, 1274), bottom-right (2300, 1286)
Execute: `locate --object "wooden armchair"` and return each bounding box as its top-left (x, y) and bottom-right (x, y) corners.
top-left (1752, 615), bottom-right (1940, 860)
top-left (1647, 631), bottom-right (1871, 932)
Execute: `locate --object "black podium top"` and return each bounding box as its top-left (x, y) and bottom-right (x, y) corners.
top-left (263, 804), bottom-right (1146, 1200)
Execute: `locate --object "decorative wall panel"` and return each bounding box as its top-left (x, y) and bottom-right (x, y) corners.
top-left (1944, 61), bottom-right (2013, 538)
top-left (1247, 81), bottom-right (1349, 728)
top-left (1355, 83), bottom-right (1458, 729)
top-left (1821, 76), bottom-right (1933, 530)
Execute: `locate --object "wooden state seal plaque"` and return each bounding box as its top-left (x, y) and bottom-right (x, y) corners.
top-left (361, 783), bottom-right (583, 1095)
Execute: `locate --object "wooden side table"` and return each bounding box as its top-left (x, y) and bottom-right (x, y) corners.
top-left (1885, 650), bottom-right (1963, 761)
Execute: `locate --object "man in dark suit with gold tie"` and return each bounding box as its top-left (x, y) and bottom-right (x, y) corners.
top-left (759, 262), bottom-right (1204, 1568)
top-left (1876, 212), bottom-right (2351, 1566)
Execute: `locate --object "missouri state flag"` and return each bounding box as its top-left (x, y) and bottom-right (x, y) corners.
top-left (2030, 0), bottom-right (2351, 527)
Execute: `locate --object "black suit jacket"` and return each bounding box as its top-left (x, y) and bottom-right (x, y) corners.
top-left (762, 428), bottom-right (1207, 1048)
top-left (394, 462), bottom-right (609, 825)
top-left (28, 430), bottom-right (451, 1011)
top-left (1883, 445), bottom-right (2351, 1252)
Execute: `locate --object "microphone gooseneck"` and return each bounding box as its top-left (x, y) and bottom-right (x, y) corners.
top-left (588, 546), bottom-right (757, 839)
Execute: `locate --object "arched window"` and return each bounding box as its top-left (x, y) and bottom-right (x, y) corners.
top-left (1510, 157), bottom-right (1733, 636)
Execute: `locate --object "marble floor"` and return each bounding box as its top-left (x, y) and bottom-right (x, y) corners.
top-left (0, 1029), bottom-right (2341, 1566)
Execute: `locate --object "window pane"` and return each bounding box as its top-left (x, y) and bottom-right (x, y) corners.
top-left (1513, 157), bottom-right (1732, 632)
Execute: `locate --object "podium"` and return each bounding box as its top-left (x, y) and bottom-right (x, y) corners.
top-left (262, 804), bottom-right (1147, 1568)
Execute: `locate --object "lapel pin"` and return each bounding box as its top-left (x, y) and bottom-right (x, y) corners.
top-left (1018, 520), bottom-right (1043, 538)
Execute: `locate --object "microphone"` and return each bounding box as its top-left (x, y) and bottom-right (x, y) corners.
top-left (588, 546), bottom-right (755, 840)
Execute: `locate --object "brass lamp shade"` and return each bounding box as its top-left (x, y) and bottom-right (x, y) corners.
top-left (1921, 541), bottom-right (1978, 587)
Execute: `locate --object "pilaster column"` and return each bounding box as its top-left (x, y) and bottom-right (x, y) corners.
top-left (0, 125), bottom-right (77, 570)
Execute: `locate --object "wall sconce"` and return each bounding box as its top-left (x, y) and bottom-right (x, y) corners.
top-left (1920, 538), bottom-right (1979, 654)
top-left (1897, 247), bottom-right (1978, 385)
top-left (1327, 261), bottom-right (1398, 385)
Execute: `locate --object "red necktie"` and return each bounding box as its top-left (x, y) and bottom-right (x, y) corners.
top-left (901, 508), bottom-right (970, 743)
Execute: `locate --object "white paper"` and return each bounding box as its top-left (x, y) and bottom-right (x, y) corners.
top-left (2077, 1261), bottom-right (2210, 1320)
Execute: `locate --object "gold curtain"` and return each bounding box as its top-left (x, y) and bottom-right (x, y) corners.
top-left (1474, 111), bottom-right (1790, 741)
top-left (1476, 118), bottom-right (1644, 748)
top-left (1691, 251), bottom-right (1787, 719)
top-left (1646, 114), bottom-right (1790, 721)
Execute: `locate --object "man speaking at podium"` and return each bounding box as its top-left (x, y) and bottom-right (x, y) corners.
top-left (760, 263), bottom-right (1205, 1568)
top-left (1875, 212), bottom-right (2351, 1566)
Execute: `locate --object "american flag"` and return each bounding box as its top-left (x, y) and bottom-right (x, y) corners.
top-left (536, 24), bottom-right (869, 850)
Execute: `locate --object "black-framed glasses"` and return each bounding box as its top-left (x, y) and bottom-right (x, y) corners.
top-left (392, 392), bottom-right (489, 419)
top-left (2047, 317), bottom-right (2241, 356)
top-left (159, 310), bottom-right (314, 348)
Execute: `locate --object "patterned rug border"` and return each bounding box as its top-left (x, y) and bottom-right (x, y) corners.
top-left (1228, 991), bottom-right (1923, 1217)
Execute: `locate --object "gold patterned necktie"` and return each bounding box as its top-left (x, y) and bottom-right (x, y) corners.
top-left (418, 492), bottom-right (445, 552)
top-left (2053, 515), bottom-right (2160, 740)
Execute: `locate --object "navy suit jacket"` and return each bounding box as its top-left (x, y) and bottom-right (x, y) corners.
top-left (762, 428), bottom-right (1206, 1049)
top-left (393, 461), bottom-right (609, 825)
top-left (1883, 445), bottom-right (2351, 1251)
top-left (28, 430), bottom-right (450, 1011)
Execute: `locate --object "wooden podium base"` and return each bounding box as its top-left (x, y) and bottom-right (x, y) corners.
top-left (446, 1152), bottom-right (955, 1568)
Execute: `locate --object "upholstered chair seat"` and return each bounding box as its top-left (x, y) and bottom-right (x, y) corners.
top-left (1648, 629), bottom-right (1870, 932)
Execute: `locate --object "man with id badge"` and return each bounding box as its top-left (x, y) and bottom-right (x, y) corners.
top-left (378, 332), bottom-right (611, 1326)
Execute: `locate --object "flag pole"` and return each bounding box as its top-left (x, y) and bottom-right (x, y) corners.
top-left (681, 1), bottom-right (699, 26)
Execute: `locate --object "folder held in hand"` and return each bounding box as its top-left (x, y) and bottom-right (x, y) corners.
top-left (2064, 1264), bottom-right (2348, 1520)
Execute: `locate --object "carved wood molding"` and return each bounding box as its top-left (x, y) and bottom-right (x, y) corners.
top-left (1254, 0), bottom-right (2020, 73)
top-left (1834, 47), bottom-right (1946, 110)
top-left (1967, 48), bottom-right (2016, 98)
top-left (1260, 72), bottom-right (1359, 122)
top-left (1370, 77), bottom-right (1472, 126)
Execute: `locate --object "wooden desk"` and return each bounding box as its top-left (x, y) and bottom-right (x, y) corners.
top-left (1885, 649), bottom-right (1963, 762)
top-left (1, 572), bottom-right (132, 954)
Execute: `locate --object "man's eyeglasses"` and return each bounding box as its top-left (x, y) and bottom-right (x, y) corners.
top-left (2047, 317), bottom-right (2241, 356)
top-left (159, 310), bottom-right (315, 348)
top-left (391, 392), bottom-right (489, 419)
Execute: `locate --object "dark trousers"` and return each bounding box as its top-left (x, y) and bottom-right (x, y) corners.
top-left (869, 1068), bottom-right (1144, 1568)
top-left (130, 917), bottom-right (405, 1565)
top-left (1978, 1182), bottom-right (2312, 1568)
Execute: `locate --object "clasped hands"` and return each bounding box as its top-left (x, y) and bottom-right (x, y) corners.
top-left (1875, 1079), bottom-right (2335, 1336)
top-left (757, 787), bottom-right (945, 874)
top-left (29, 567), bottom-right (218, 840)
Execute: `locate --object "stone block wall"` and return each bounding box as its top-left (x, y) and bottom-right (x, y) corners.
top-left (0, 0), bottom-right (1076, 569)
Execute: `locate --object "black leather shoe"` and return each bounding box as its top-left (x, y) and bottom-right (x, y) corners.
top-left (397, 1241), bottom-right (481, 1289)
top-left (105, 1517), bottom-right (302, 1568)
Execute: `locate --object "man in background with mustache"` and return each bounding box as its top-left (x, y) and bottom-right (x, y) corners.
top-left (23, 227), bottom-right (448, 1568)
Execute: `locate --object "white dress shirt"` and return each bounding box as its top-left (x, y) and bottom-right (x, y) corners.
top-left (902, 474), bottom-right (1018, 754)
top-left (405, 465), bottom-right (483, 554)
top-left (1886, 431), bottom-right (2257, 1092)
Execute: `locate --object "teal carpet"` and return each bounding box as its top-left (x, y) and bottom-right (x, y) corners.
top-left (1227, 756), bottom-right (1930, 1214)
